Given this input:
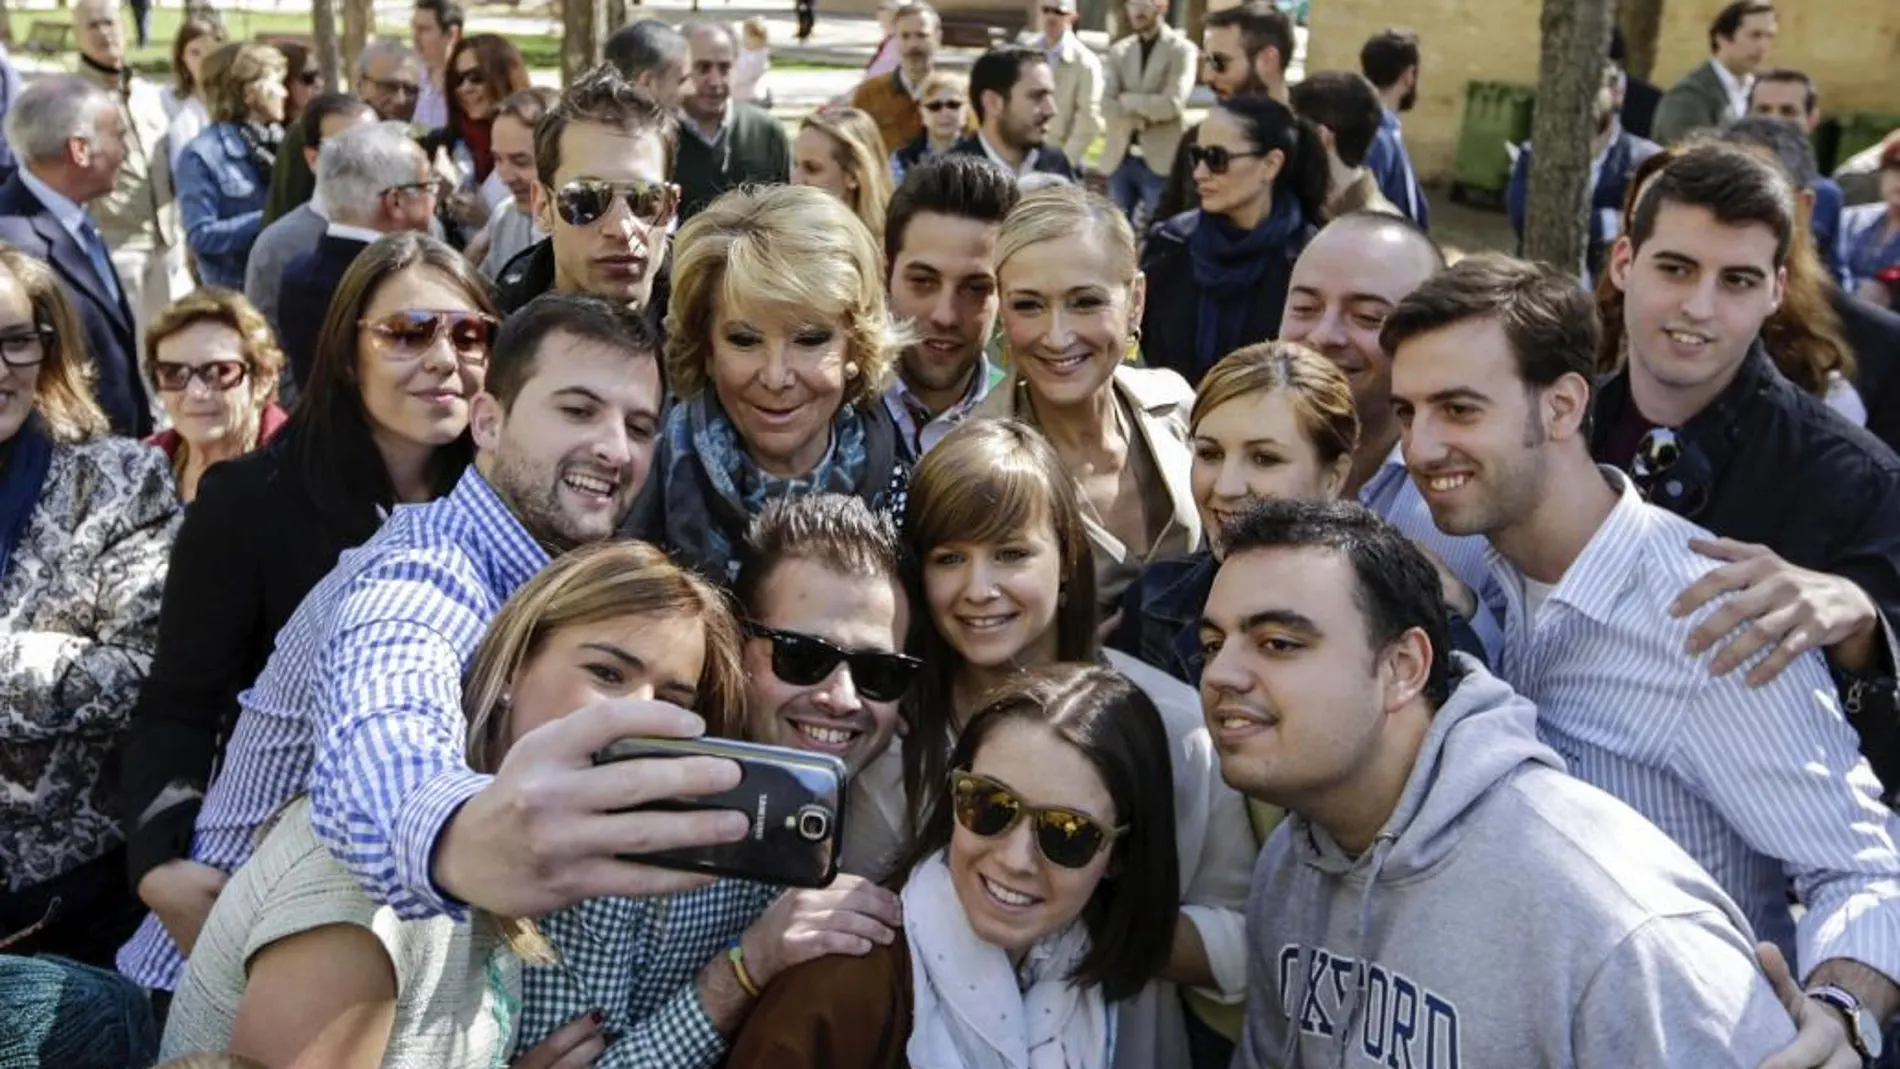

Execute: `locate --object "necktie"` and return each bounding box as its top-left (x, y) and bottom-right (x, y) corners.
top-left (78, 217), bottom-right (121, 306)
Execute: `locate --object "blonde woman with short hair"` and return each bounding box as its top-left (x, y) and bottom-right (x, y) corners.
top-left (891, 70), bottom-right (968, 182)
top-left (793, 107), bottom-right (894, 248)
top-left (629, 184), bottom-right (913, 583)
top-left (142, 289), bottom-right (288, 502)
top-left (176, 42), bottom-right (289, 288)
top-left (160, 541), bottom-right (743, 1069)
top-left (973, 183), bottom-right (1200, 613)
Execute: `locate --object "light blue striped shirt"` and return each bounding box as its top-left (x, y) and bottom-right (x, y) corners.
top-left (1491, 468), bottom-right (1900, 979)
top-left (1359, 443), bottom-right (1506, 658)
top-left (118, 469), bottom-right (548, 987)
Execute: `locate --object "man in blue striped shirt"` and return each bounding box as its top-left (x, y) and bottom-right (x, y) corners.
top-left (1388, 254), bottom-right (1900, 1066)
top-left (119, 295), bottom-right (753, 993)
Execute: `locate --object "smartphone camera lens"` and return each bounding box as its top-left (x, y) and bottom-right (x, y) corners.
top-left (795, 805), bottom-right (832, 841)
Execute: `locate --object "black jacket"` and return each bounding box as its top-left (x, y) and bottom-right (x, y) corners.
top-left (1834, 286), bottom-right (1900, 455)
top-left (1592, 346), bottom-right (1900, 787)
top-left (0, 173), bottom-right (148, 436)
top-left (118, 435), bottom-right (381, 890)
top-left (493, 238), bottom-right (671, 344)
top-left (280, 233), bottom-right (372, 389)
top-left (946, 135), bottom-right (1076, 181)
top-left (1137, 209), bottom-right (1302, 386)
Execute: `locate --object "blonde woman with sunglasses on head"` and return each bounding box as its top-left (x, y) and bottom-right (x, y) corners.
top-left (159, 540), bottom-right (743, 1069)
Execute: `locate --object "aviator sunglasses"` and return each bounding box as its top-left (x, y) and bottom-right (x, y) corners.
top-left (949, 770), bottom-right (1127, 869)
top-left (359, 309), bottom-right (498, 365)
top-left (154, 359), bottom-right (249, 392)
top-left (741, 621), bottom-right (923, 703)
top-left (554, 178), bottom-right (675, 229)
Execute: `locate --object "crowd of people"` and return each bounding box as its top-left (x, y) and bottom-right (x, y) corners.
top-left (3, 0), bottom-right (1900, 1067)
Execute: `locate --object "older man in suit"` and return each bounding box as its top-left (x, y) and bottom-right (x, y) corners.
top-left (0, 75), bottom-right (146, 437)
top-left (1652, 0), bottom-right (1777, 145)
top-left (1098, 0), bottom-right (1196, 225)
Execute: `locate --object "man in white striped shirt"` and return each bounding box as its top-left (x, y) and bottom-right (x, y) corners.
top-left (1388, 254), bottom-right (1900, 1067)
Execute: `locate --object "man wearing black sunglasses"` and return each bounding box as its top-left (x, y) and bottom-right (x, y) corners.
top-left (732, 494), bottom-right (921, 879)
top-left (495, 66), bottom-right (679, 339)
top-left (1153, 1), bottom-right (1291, 223)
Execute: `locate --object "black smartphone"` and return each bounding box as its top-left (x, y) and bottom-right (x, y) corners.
top-left (592, 737), bottom-right (848, 889)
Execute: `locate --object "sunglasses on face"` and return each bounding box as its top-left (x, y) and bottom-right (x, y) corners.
top-left (1188, 144), bottom-right (1264, 174)
top-left (297, 69), bottom-right (323, 87)
top-left (450, 67), bottom-right (486, 89)
top-left (554, 178), bottom-right (675, 229)
top-left (154, 359), bottom-right (249, 392)
top-left (365, 76), bottom-right (421, 98)
top-left (359, 309), bottom-right (497, 365)
top-left (922, 99), bottom-right (964, 113)
top-left (949, 771), bottom-right (1127, 870)
top-left (742, 621), bottom-right (922, 703)
top-left (0, 322), bottom-right (53, 368)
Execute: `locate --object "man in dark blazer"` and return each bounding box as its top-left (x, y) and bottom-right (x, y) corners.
top-left (1652, 0), bottom-right (1777, 145)
top-left (950, 45), bottom-right (1076, 182)
top-left (278, 122), bottom-right (440, 389)
top-left (0, 74), bottom-right (147, 436)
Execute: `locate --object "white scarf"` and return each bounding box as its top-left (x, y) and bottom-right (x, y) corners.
top-left (902, 850), bottom-right (1110, 1069)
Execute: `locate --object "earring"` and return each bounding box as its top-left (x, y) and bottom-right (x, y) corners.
top-left (844, 361), bottom-right (860, 379)
top-left (1125, 325), bottom-right (1143, 363)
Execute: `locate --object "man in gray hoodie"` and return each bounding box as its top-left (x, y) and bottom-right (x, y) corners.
top-left (1202, 498), bottom-right (1796, 1067)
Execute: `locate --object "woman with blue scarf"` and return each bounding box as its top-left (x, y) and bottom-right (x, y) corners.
top-left (0, 242), bottom-right (178, 969)
top-left (1139, 96), bottom-right (1327, 387)
top-left (624, 184), bottom-right (910, 584)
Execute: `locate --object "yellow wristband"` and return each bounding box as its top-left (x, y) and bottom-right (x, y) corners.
top-left (728, 943), bottom-right (761, 999)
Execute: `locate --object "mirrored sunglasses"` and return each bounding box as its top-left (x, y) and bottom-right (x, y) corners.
top-left (949, 770), bottom-right (1126, 869)
top-left (554, 178), bottom-right (675, 229)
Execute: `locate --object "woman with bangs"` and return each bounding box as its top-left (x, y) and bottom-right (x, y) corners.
top-left (870, 417), bottom-right (1255, 1069)
top-left (629, 185), bottom-right (910, 584)
top-left (1109, 341), bottom-right (1356, 686)
top-left (159, 540), bottom-right (741, 1068)
top-left (119, 234), bottom-right (494, 996)
top-left (728, 665), bottom-right (1182, 1069)
top-left (974, 185), bottom-right (1199, 618)
top-left (176, 42), bottom-right (289, 289)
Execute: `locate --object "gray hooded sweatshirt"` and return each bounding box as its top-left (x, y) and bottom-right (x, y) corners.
top-left (1237, 656), bottom-right (1796, 1068)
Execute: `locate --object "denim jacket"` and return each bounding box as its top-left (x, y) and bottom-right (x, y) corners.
top-left (175, 123), bottom-right (268, 289)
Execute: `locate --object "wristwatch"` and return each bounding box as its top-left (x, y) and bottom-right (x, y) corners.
top-left (1806, 984), bottom-right (1884, 1065)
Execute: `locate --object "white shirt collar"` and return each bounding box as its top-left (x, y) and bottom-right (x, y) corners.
top-left (325, 220), bottom-right (387, 244)
top-left (1709, 58), bottom-right (1751, 118)
top-left (976, 131), bottom-right (1039, 177)
top-left (17, 169), bottom-right (90, 248)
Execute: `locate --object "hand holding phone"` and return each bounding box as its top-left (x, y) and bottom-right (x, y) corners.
top-left (593, 737), bottom-right (850, 889)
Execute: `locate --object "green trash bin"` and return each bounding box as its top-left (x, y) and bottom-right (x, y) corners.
top-left (1453, 81), bottom-right (1536, 197)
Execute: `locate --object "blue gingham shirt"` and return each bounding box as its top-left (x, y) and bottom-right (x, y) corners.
top-left (118, 469), bottom-right (547, 988)
top-left (1359, 442), bottom-right (1505, 659)
top-left (1491, 467), bottom-right (1900, 978)
top-left (517, 881), bottom-right (782, 1067)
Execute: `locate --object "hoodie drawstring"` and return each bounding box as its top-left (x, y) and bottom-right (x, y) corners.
top-left (1331, 835), bottom-right (1395, 1069)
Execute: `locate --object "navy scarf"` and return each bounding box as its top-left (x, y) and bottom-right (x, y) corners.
top-left (1187, 197), bottom-right (1305, 375)
top-left (0, 414), bottom-right (53, 581)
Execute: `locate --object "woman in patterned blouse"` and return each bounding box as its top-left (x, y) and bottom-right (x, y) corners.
top-left (0, 241), bottom-right (180, 966)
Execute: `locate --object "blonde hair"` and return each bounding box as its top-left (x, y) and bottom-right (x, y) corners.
top-left (0, 243), bottom-right (107, 442)
top-left (144, 288), bottom-right (285, 473)
top-left (460, 540), bottom-right (744, 959)
top-left (1191, 341), bottom-right (1359, 468)
top-left (742, 16), bottom-right (769, 46)
top-left (996, 184), bottom-right (1138, 288)
top-left (800, 107), bottom-right (894, 248)
top-left (205, 42), bottom-right (287, 124)
top-left (918, 70), bottom-right (966, 102)
top-left (664, 184), bottom-right (908, 409)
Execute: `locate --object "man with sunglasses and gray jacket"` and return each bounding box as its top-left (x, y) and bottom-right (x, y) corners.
top-left (494, 65), bottom-right (678, 339)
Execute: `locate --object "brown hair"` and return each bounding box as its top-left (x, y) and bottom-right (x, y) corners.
top-left (1383, 252), bottom-right (1602, 396)
top-left (460, 540), bottom-right (743, 959)
top-left (143, 288), bottom-right (286, 475)
top-left (1192, 340), bottom-right (1359, 469)
top-left (534, 64), bottom-right (679, 186)
top-left (0, 243), bottom-right (108, 442)
top-left (733, 493), bottom-right (908, 622)
top-left (446, 34), bottom-right (531, 129)
top-left (900, 418), bottom-right (1098, 835)
top-left (204, 42), bottom-right (287, 124)
top-left (496, 86), bottom-right (559, 132)
top-left (153, 1055), bottom-right (269, 1069)
top-left (169, 15), bottom-right (227, 99)
top-left (1594, 144), bottom-right (1854, 396)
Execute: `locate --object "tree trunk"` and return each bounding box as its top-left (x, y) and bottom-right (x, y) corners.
top-left (1618, 0), bottom-right (1664, 82)
top-left (607, 0), bottom-right (629, 34)
top-left (313, 0), bottom-right (344, 92)
top-left (1524, 0), bottom-right (1615, 273)
top-left (0, 0), bottom-right (12, 48)
top-left (563, 0), bottom-right (608, 86)
top-left (344, 0), bottom-right (375, 84)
